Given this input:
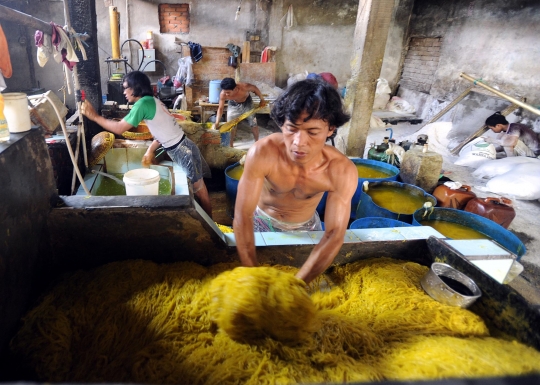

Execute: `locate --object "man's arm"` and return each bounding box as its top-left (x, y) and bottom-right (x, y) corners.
top-left (212, 92), bottom-right (227, 130)
top-left (233, 143), bottom-right (267, 267)
top-left (142, 139), bottom-right (162, 167)
top-left (81, 100), bottom-right (133, 135)
top-left (295, 160), bottom-right (357, 284)
top-left (246, 83), bottom-right (266, 107)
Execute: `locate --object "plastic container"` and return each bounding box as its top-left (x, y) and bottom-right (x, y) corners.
top-left (349, 217), bottom-right (412, 229)
top-left (464, 197), bottom-right (516, 229)
top-left (400, 145), bottom-right (443, 194)
top-left (316, 158), bottom-right (399, 219)
top-left (355, 181), bottom-right (437, 224)
top-left (412, 207), bottom-right (526, 259)
top-left (433, 184), bottom-right (476, 210)
top-left (123, 168), bottom-right (160, 196)
top-left (209, 80), bottom-right (222, 103)
top-left (0, 93), bottom-right (10, 142)
top-left (225, 162), bottom-right (241, 204)
top-left (3, 92), bottom-right (31, 133)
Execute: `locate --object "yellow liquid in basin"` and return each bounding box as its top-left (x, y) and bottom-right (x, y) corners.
top-left (356, 163), bottom-right (394, 179)
top-left (227, 165), bottom-right (244, 180)
top-left (420, 220), bottom-right (491, 240)
top-left (366, 185), bottom-right (427, 214)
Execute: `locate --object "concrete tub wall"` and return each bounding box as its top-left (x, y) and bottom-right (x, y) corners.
top-left (0, 129), bottom-right (57, 358)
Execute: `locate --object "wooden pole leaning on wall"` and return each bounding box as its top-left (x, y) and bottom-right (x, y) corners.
top-left (460, 72), bottom-right (540, 116)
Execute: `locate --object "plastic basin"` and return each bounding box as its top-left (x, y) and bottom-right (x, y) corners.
top-left (412, 207), bottom-right (526, 259)
top-left (316, 158), bottom-right (399, 219)
top-left (349, 217), bottom-right (413, 229)
top-left (355, 181), bottom-right (436, 224)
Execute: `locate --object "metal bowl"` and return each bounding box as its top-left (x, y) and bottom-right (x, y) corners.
top-left (421, 262), bottom-right (481, 308)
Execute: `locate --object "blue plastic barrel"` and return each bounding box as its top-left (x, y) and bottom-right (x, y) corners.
top-left (355, 181), bottom-right (437, 224)
top-left (316, 158), bottom-right (399, 219)
top-left (412, 207), bottom-right (526, 259)
top-left (209, 80), bottom-right (221, 103)
top-left (225, 162), bottom-right (240, 206)
top-left (349, 217), bottom-right (412, 229)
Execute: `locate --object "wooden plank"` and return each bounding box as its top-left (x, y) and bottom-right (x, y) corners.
top-left (237, 62), bottom-right (276, 86)
top-left (242, 41), bottom-right (250, 63)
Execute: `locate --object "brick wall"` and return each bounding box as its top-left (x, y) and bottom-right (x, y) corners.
top-left (159, 4), bottom-right (190, 34)
top-left (399, 37), bottom-right (442, 93)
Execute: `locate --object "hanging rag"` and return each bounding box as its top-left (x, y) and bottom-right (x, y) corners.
top-left (280, 4), bottom-right (296, 30)
top-left (52, 24), bottom-right (79, 70)
top-left (35, 30), bottom-right (53, 67)
top-left (260, 46), bottom-right (277, 63)
top-left (188, 41), bottom-right (203, 62)
top-left (0, 24), bottom-right (13, 78)
top-left (174, 56), bottom-right (194, 87)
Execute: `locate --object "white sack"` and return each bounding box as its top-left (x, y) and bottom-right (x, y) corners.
top-left (485, 162), bottom-right (540, 200)
top-left (386, 96), bottom-right (416, 114)
top-left (472, 157), bottom-right (540, 179)
top-left (454, 137), bottom-right (496, 168)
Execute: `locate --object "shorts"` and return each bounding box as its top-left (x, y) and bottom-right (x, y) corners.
top-left (253, 206), bottom-right (323, 232)
top-left (227, 95), bottom-right (257, 128)
top-left (166, 137), bottom-right (211, 183)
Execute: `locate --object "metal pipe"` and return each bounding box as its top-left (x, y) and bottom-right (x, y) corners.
top-left (460, 72), bottom-right (540, 116)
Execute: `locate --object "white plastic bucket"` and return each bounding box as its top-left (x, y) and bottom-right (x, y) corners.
top-left (208, 80), bottom-right (221, 103)
top-left (123, 168), bottom-right (160, 196)
top-left (3, 92), bottom-right (32, 133)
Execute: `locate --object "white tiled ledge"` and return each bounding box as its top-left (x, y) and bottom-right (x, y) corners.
top-left (222, 226), bottom-right (445, 247)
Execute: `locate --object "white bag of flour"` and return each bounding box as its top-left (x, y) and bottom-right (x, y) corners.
top-left (454, 138), bottom-right (496, 168)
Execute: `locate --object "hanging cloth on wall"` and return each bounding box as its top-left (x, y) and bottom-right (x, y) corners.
top-left (280, 4), bottom-right (296, 30)
top-left (188, 41), bottom-right (203, 62)
top-left (0, 24), bottom-right (13, 78)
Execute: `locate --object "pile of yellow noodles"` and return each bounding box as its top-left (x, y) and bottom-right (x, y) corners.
top-left (210, 266), bottom-right (318, 343)
top-left (10, 258), bottom-right (540, 384)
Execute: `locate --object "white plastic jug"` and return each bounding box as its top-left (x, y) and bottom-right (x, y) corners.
top-left (123, 168), bottom-right (160, 196)
top-left (3, 92), bottom-right (32, 133)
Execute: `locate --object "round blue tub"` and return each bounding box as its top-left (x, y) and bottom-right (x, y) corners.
top-left (349, 217), bottom-right (413, 229)
top-left (225, 162), bottom-right (241, 205)
top-left (412, 207), bottom-right (526, 259)
top-left (316, 158), bottom-right (399, 219)
top-left (355, 181), bottom-right (437, 224)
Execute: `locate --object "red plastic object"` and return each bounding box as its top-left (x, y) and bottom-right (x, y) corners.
top-left (433, 184), bottom-right (476, 210)
top-left (464, 197), bottom-right (516, 229)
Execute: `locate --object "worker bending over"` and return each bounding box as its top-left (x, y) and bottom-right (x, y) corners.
top-left (233, 79), bottom-right (357, 284)
top-left (485, 112), bottom-right (540, 158)
top-left (212, 78), bottom-right (266, 147)
top-left (81, 71), bottom-right (213, 217)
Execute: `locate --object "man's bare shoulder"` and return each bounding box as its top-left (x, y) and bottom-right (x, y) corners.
top-left (247, 133), bottom-right (283, 160)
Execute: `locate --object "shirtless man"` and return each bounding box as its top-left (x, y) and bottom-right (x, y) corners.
top-left (233, 79), bottom-right (357, 284)
top-left (212, 78), bottom-right (266, 147)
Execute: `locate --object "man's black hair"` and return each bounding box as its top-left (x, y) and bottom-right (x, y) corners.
top-left (221, 77), bottom-right (236, 90)
top-left (271, 79), bottom-right (350, 134)
top-left (123, 71), bottom-right (154, 98)
top-left (485, 112), bottom-right (509, 127)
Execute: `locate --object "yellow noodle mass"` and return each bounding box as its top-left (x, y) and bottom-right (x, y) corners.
top-left (10, 258), bottom-right (540, 384)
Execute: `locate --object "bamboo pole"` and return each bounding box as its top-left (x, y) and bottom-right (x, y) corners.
top-left (460, 72), bottom-right (540, 116)
top-left (422, 86), bottom-right (473, 127)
